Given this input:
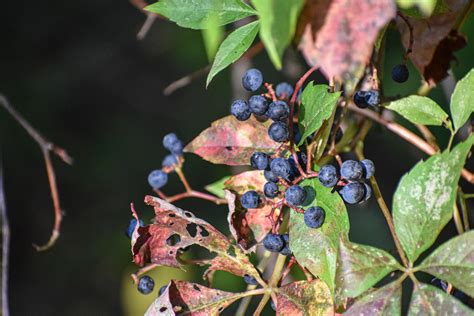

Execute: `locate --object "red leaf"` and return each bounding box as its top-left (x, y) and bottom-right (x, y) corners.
top-left (184, 116), bottom-right (279, 166)
top-left (276, 280), bottom-right (334, 315)
top-left (225, 190), bottom-right (278, 252)
top-left (224, 170), bottom-right (266, 194)
top-left (145, 280), bottom-right (240, 316)
top-left (298, 0), bottom-right (395, 92)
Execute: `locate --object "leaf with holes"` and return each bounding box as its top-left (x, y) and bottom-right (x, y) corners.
top-left (184, 116), bottom-right (279, 166)
top-left (290, 177), bottom-right (349, 294)
top-left (205, 176), bottom-right (231, 199)
top-left (225, 190), bottom-right (277, 252)
top-left (276, 280), bottom-right (334, 315)
top-left (393, 135), bottom-right (474, 262)
top-left (145, 0), bottom-right (256, 29)
top-left (386, 95), bottom-right (450, 127)
top-left (251, 0), bottom-right (305, 69)
top-left (298, 82), bottom-right (341, 146)
top-left (419, 230), bottom-right (474, 297)
top-left (298, 0), bottom-right (395, 92)
top-left (132, 196), bottom-right (261, 282)
top-left (408, 283), bottom-right (473, 315)
top-left (451, 68), bottom-right (474, 131)
top-left (224, 170), bottom-right (266, 194)
top-left (344, 281), bottom-right (402, 316)
top-left (145, 280), bottom-right (245, 315)
top-left (337, 239), bottom-right (402, 299)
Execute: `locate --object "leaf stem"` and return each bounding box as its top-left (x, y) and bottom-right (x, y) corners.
top-left (458, 191), bottom-right (470, 231)
top-left (452, 203), bottom-right (464, 234)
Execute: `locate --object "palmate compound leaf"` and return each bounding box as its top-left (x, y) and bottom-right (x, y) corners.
top-left (343, 281), bottom-right (402, 316)
top-left (225, 190), bottom-right (277, 252)
top-left (393, 135), bottom-right (474, 262)
top-left (145, 280), bottom-right (246, 316)
top-left (408, 283), bottom-right (473, 315)
top-left (276, 279), bottom-right (334, 315)
top-left (336, 238), bottom-right (402, 299)
top-left (419, 230), bottom-right (474, 297)
top-left (289, 178), bottom-right (349, 295)
top-left (451, 68), bottom-right (474, 131)
top-left (184, 115), bottom-right (279, 166)
top-left (131, 196), bottom-right (261, 283)
top-left (386, 95), bottom-right (450, 127)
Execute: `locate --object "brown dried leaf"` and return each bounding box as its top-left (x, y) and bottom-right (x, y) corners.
top-left (145, 280), bottom-right (241, 316)
top-left (131, 196), bottom-right (261, 281)
top-left (224, 170), bottom-right (266, 194)
top-left (276, 280), bottom-right (334, 315)
top-left (298, 0), bottom-right (395, 92)
top-left (184, 115), bottom-right (279, 166)
top-left (225, 190), bottom-right (277, 252)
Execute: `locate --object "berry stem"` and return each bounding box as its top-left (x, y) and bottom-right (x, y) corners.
top-left (254, 254), bottom-right (287, 315)
top-left (264, 83), bottom-right (277, 101)
top-left (279, 257), bottom-right (296, 285)
top-left (131, 263), bottom-right (159, 284)
top-left (153, 189), bottom-right (227, 205)
top-left (176, 167), bottom-right (192, 193)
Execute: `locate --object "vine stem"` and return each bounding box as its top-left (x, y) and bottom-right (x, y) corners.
top-left (153, 189), bottom-right (227, 205)
top-left (0, 157), bottom-right (10, 316)
top-left (355, 142), bottom-right (409, 267)
top-left (452, 203), bottom-right (464, 234)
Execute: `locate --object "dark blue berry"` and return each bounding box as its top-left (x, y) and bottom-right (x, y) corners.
top-left (268, 122), bottom-right (289, 142)
top-left (275, 82), bottom-right (294, 99)
top-left (137, 276), bottom-right (155, 294)
top-left (354, 91), bottom-right (369, 108)
top-left (340, 160), bottom-right (363, 181)
top-left (162, 154), bottom-right (179, 168)
top-left (240, 191), bottom-right (260, 209)
top-left (431, 278), bottom-right (449, 292)
top-left (318, 165), bottom-right (339, 187)
top-left (280, 233), bottom-right (291, 256)
top-left (264, 169), bottom-right (279, 183)
top-left (159, 285), bottom-right (167, 296)
top-left (285, 185), bottom-right (307, 206)
top-left (163, 133), bottom-right (183, 155)
top-left (304, 206), bottom-right (325, 228)
top-left (243, 274), bottom-right (258, 285)
top-left (263, 233), bottom-right (285, 252)
top-left (264, 182), bottom-right (279, 198)
top-left (270, 158), bottom-right (291, 180)
top-left (365, 90), bottom-right (380, 107)
top-left (125, 218), bottom-right (144, 239)
top-left (452, 289), bottom-right (469, 304)
top-left (363, 183), bottom-right (372, 202)
top-left (250, 152), bottom-right (270, 170)
top-left (248, 95), bottom-right (269, 116)
top-left (267, 101), bottom-right (289, 121)
top-left (391, 64), bottom-right (409, 83)
top-left (242, 68), bottom-right (263, 92)
top-left (148, 170), bottom-right (168, 189)
top-left (360, 159), bottom-right (375, 179)
top-left (340, 182), bottom-right (365, 204)
top-left (293, 124), bottom-right (302, 144)
top-left (231, 99), bottom-right (251, 121)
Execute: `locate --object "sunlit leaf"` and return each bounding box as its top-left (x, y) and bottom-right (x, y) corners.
top-left (276, 280), bottom-right (334, 315)
top-left (450, 68), bottom-right (474, 131)
top-left (204, 176), bottom-right (231, 198)
top-left (202, 14), bottom-right (224, 61)
top-left (386, 95), bottom-right (450, 127)
top-left (224, 170), bottom-right (266, 194)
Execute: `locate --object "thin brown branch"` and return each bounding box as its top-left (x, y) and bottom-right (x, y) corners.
top-left (0, 94), bottom-right (72, 251)
top-left (153, 188), bottom-right (227, 205)
top-left (0, 157), bottom-right (11, 316)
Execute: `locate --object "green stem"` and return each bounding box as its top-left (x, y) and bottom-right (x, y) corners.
top-left (459, 192), bottom-right (470, 231)
top-left (447, 131), bottom-right (455, 151)
top-left (453, 203), bottom-right (465, 234)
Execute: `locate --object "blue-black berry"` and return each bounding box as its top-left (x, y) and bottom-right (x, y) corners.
top-left (264, 169), bottom-right (279, 183)
top-left (360, 159), bottom-right (375, 179)
top-left (242, 68), bottom-right (263, 92)
top-left (163, 133), bottom-right (183, 155)
top-left (280, 233), bottom-right (291, 256)
top-left (240, 191), bottom-right (260, 209)
top-left (365, 90), bottom-right (380, 107)
top-left (264, 182), bottom-right (279, 198)
top-left (250, 152), bottom-right (270, 170)
top-left (293, 124), bottom-right (302, 144)
top-left (275, 82), bottom-right (294, 99)
top-left (243, 274), bottom-right (258, 285)
top-left (391, 64), bottom-right (409, 83)
top-left (162, 154), bottom-right (178, 168)
top-left (340, 160), bottom-right (363, 181)
top-left (159, 285), bottom-right (167, 296)
top-left (268, 122), bottom-right (289, 143)
top-left (270, 158), bottom-right (291, 180)
top-left (148, 170), bottom-right (168, 189)
top-left (285, 185), bottom-right (307, 206)
top-left (304, 206), bottom-right (325, 228)
top-left (363, 183), bottom-right (372, 202)
top-left (231, 99), bottom-right (251, 121)
top-left (263, 233), bottom-right (285, 252)
top-left (340, 182), bottom-right (365, 204)
top-left (137, 276), bottom-right (155, 295)
top-left (318, 165), bottom-right (339, 187)
top-left (267, 101), bottom-right (289, 121)
top-left (248, 95), bottom-right (269, 116)
top-left (125, 218), bottom-right (144, 239)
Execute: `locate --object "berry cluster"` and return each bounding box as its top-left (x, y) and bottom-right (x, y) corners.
top-left (263, 233), bottom-right (291, 256)
top-left (147, 133), bottom-right (184, 190)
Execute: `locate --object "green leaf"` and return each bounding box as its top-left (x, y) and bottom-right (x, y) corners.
top-left (337, 239), bottom-right (402, 298)
top-left (251, 0), bottom-right (304, 69)
top-left (344, 282), bottom-right (402, 316)
top-left (408, 283), bottom-right (473, 315)
top-left (206, 21), bottom-right (260, 87)
top-left (450, 68), bottom-right (474, 131)
top-left (298, 83), bottom-right (341, 146)
top-left (205, 176), bottom-right (231, 198)
top-left (289, 178), bottom-right (349, 294)
top-left (386, 95), bottom-right (450, 127)
top-left (202, 15), bottom-right (224, 61)
top-left (419, 230), bottom-right (474, 297)
top-left (393, 135), bottom-right (474, 262)
top-left (397, 0), bottom-right (438, 16)
top-left (145, 0), bottom-right (256, 29)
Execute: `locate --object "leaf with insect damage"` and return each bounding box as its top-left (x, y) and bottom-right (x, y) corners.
top-left (344, 281), bottom-right (402, 316)
top-left (184, 116), bottom-right (279, 166)
top-left (131, 196), bottom-right (261, 282)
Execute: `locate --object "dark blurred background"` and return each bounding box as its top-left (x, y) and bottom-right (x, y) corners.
top-left (0, 1), bottom-right (473, 315)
